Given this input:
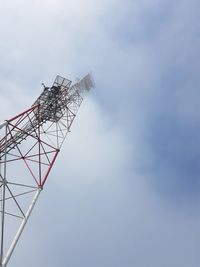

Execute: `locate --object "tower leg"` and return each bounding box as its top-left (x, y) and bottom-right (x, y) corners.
top-left (2, 189), bottom-right (41, 267)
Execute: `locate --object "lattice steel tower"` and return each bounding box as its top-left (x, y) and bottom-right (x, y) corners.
top-left (0, 74), bottom-right (94, 267)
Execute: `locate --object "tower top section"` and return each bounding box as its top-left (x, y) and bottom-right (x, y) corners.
top-left (33, 73), bottom-right (94, 123)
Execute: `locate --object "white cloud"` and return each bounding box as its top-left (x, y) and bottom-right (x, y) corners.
top-left (0, 0), bottom-right (199, 266)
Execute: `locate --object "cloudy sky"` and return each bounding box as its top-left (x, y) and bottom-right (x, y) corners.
top-left (0, 0), bottom-right (200, 266)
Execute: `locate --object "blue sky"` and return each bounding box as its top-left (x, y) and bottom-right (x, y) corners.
top-left (0, 0), bottom-right (199, 266)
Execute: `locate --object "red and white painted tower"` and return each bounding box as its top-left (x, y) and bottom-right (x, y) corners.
top-left (0, 74), bottom-right (94, 267)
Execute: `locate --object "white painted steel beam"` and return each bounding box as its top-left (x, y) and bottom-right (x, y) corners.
top-left (2, 189), bottom-right (41, 267)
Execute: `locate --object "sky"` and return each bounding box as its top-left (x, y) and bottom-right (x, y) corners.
top-left (0, 0), bottom-right (200, 266)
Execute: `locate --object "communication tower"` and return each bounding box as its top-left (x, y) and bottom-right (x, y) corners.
top-left (0, 74), bottom-right (94, 266)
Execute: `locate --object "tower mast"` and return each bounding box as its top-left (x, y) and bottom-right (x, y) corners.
top-left (0, 74), bottom-right (94, 267)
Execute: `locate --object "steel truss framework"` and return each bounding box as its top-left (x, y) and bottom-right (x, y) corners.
top-left (0, 74), bottom-right (93, 267)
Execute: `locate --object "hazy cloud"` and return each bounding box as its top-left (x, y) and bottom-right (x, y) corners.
top-left (0, 0), bottom-right (199, 266)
